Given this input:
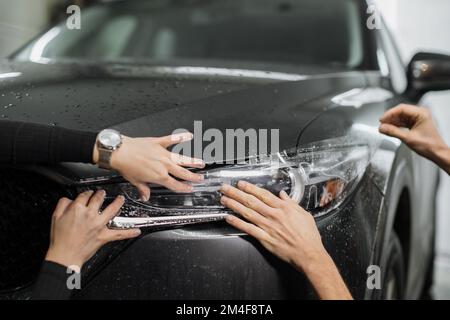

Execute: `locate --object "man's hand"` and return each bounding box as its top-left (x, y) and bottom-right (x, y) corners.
top-left (379, 104), bottom-right (450, 174)
top-left (220, 181), bottom-right (352, 300)
top-left (45, 191), bottom-right (141, 269)
top-left (93, 132), bottom-right (205, 201)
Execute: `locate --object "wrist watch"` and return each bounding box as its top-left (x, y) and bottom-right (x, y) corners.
top-left (97, 129), bottom-right (123, 170)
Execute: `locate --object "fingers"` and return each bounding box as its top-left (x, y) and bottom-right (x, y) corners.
top-left (379, 123), bottom-right (409, 141)
top-left (168, 163), bottom-right (204, 183)
top-left (169, 153), bottom-right (205, 169)
top-left (101, 195), bottom-right (125, 223)
top-left (73, 190), bottom-right (94, 207)
top-left (225, 215), bottom-right (269, 241)
top-left (52, 197), bottom-right (72, 220)
top-left (220, 184), bottom-right (274, 216)
top-left (236, 181), bottom-right (283, 208)
top-left (221, 195), bottom-right (270, 228)
top-left (134, 183), bottom-right (151, 202)
top-left (101, 228), bottom-right (141, 243)
top-left (379, 104), bottom-right (420, 128)
top-left (279, 190), bottom-right (299, 205)
top-left (87, 190), bottom-right (106, 212)
top-left (51, 197), bottom-right (72, 242)
top-left (161, 176), bottom-right (193, 193)
top-left (157, 132), bottom-right (193, 148)
top-left (280, 190), bottom-right (309, 214)
top-left (279, 190), bottom-right (290, 201)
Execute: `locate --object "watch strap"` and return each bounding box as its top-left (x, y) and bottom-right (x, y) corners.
top-left (98, 147), bottom-right (113, 170)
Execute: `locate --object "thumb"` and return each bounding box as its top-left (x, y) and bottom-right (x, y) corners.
top-left (101, 228), bottom-right (142, 244)
top-left (379, 123), bottom-right (409, 142)
top-left (135, 183), bottom-right (150, 202)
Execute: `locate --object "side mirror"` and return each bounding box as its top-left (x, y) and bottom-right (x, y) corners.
top-left (407, 52), bottom-right (450, 97)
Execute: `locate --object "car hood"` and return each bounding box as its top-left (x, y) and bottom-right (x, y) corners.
top-left (0, 60), bottom-right (367, 182)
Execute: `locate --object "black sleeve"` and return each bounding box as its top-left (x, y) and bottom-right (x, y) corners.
top-left (0, 120), bottom-right (98, 165)
top-left (32, 261), bottom-right (78, 300)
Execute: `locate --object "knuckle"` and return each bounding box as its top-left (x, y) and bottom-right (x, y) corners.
top-left (115, 233), bottom-right (125, 240)
top-left (162, 157), bottom-right (173, 166)
top-left (73, 202), bottom-right (85, 211)
top-left (228, 188), bottom-right (237, 197)
top-left (261, 235), bottom-right (272, 244)
top-left (242, 183), bottom-right (252, 192)
top-left (266, 228), bottom-right (278, 239)
top-left (400, 103), bottom-right (412, 110)
top-left (243, 197), bottom-right (254, 208)
top-left (181, 184), bottom-right (191, 192)
top-left (58, 197), bottom-right (69, 205)
top-left (242, 209), bottom-right (253, 220)
top-left (265, 208), bottom-right (277, 217)
top-left (279, 201), bottom-right (290, 211)
top-left (156, 170), bottom-right (168, 181)
top-left (187, 171), bottom-right (197, 179)
top-left (261, 194), bottom-right (272, 205)
top-left (161, 174), bottom-right (171, 183)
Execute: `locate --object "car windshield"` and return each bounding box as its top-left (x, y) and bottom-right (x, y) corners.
top-left (14, 0), bottom-right (365, 70)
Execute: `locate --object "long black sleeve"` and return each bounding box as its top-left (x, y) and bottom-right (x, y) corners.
top-left (0, 120), bottom-right (98, 165)
top-left (32, 261), bottom-right (77, 300)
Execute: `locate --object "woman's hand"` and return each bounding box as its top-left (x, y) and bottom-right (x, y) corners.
top-left (45, 190), bottom-right (141, 269)
top-left (93, 132), bottom-right (205, 201)
top-left (379, 104), bottom-right (450, 174)
top-left (220, 181), bottom-right (352, 300)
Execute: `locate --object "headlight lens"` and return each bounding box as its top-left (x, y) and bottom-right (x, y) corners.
top-left (80, 136), bottom-right (373, 229)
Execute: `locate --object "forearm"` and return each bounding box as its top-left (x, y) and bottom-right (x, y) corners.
top-left (299, 253), bottom-right (353, 300)
top-left (432, 144), bottom-right (450, 175)
top-left (0, 120), bottom-right (97, 165)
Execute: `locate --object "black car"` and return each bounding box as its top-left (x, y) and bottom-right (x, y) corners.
top-left (1, 0), bottom-right (449, 299)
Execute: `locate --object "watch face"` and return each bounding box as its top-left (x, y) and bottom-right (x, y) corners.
top-left (99, 129), bottom-right (122, 148)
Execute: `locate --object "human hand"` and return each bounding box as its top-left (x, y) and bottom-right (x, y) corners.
top-left (45, 190), bottom-right (141, 269)
top-left (220, 181), bottom-right (352, 300)
top-left (379, 104), bottom-right (449, 171)
top-left (219, 181), bottom-right (328, 272)
top-left (93, 132), bottom-right (205, 201)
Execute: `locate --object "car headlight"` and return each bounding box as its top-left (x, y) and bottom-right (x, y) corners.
top-left (79, 136), bottom-right (374, 229)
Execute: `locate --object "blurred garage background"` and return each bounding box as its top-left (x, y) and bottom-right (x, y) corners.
top-left (0, 0), bottom-right (449, 299)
